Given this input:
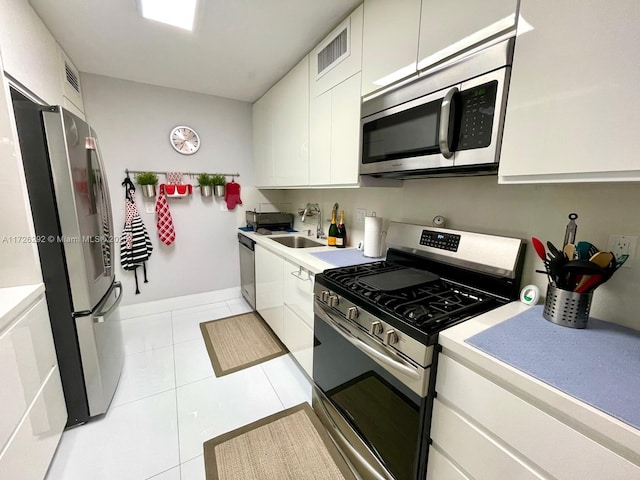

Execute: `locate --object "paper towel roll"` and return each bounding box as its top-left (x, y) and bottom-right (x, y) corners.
top-left (364, 214), bottom-right (383, 258)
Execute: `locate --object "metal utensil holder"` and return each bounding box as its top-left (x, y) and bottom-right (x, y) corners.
top-left (543, 284), bottom-right (593, 329)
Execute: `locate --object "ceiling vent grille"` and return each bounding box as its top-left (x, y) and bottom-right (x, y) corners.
top-left (65, 62), bottom-right (80, 94)
top-left (316, 22), bottom-right (350, 79)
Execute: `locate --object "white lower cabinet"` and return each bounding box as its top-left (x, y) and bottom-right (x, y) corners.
top-left (255, 244), bottom-right (284, 338)
top-left (0, 291), bottom-right (66, 480)
top-left (255, 245), bottom-right (315, 376)
top-left (429, 353), bottom-right (640, 479)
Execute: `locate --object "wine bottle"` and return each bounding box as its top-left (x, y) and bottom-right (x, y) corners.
top-left (328, 208), bottom-right (338, 246)
top-left (336, 210), bottom-right (346, 248)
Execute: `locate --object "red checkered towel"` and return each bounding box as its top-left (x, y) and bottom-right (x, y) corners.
top-left (155, 184), bottom-right (175, 245)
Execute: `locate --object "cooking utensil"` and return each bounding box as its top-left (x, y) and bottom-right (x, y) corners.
top-left (575, 274), bottom-right (604, 294)
top-left (563, 243), bottom-right (576, 260)
top-left (547, 240), bottom-right (564, 260)
top-left (576, 241), bottom-right (598, 260)
top-left (563, 213), bottom-right (578, 247)
top-left (532, 237), bottom-right (553, 284)
top-left (589, 251), bottom-right (614, 269)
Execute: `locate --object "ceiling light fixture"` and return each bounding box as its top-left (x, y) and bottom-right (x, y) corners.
top-left (140, 0), bottom-right (197, 31)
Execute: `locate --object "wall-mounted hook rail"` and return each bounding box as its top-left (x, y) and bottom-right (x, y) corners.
top-left (125, 169), bottom-right (240, 179)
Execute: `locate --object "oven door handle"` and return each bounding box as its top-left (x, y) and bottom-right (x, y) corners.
top-left (439, 86), bottom-right (459, 159)
top-left (313, 388), bottom-right (394, 480)
top-left (315, 300), bottom-right (420, 379)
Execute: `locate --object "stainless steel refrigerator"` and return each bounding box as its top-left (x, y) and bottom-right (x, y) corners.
top-left (11, 89), bottom-right (124, 427)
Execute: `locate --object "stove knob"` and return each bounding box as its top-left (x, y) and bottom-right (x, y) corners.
top-left (347, 306), bottom-right (359, 320)
top-left (384, 329), bottom-right (399, 346)
top-left (321, 291), bottom-right (330, 302)
top-left (328, 295), bottom-right (339, 307)
top-left (369, 321), bottom-right (383, 335)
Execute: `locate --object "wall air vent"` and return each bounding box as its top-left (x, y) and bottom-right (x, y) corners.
top-left (65, 62), bottom-right (80, 94)
top-left (316, 19), bottom-right (350, 79)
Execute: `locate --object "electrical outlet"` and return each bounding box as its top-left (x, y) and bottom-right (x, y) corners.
top-left (607, 234), bottom-right (637, 268)
top-left (355, 208), bottom-right (366, 223)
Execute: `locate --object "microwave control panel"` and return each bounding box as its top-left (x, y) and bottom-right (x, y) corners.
top-left (458, 80), bottom-right (498, 151)
top-left (420, 230), bottom-right (460, 252)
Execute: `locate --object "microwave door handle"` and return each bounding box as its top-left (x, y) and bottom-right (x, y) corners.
top-left (439, 86), bottom-right (459, 159)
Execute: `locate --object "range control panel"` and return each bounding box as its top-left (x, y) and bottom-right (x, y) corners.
top-left (420, 230), bottom-right (461, 252)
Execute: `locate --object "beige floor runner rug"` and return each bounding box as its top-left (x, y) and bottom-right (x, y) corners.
top-left (200, 312), bottom-right (287, 377)
top-left (203, 403), bottom-right (356, 480)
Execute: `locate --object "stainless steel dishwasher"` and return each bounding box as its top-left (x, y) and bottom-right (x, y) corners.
top-left (238, 233), bottom-right (256, 309)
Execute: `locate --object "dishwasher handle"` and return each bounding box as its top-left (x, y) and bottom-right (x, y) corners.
top-left (238, 232), bottom-right (255, 251)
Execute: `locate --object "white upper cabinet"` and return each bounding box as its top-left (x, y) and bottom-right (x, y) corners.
top-left (0, 0), bottom-right (64, 106)
top-left (309, 72), bottom-right (362, 186)
top-left (310, 4), bottom-right (363, 99)
top-left (417, 0), bottom-right (518, 71)
top-left (252, 88), bottom-right (275, 187)
top-left (272, 56), bottom-right (309, 186)
top-left (498, 0), bottom-right (640, 183)
top-left (253, 56), bottom-right (309, 188)
top-left (361, 0), bottom-right (422, 97)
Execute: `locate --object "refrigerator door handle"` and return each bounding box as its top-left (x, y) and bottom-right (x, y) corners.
top-left (93, 281), bottom-right (123, 323)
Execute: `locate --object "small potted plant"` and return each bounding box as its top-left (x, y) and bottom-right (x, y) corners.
top-left (212, 173), bottom-right (226, 197)
top-left (135, 172), bottom-right (159, 198)
top-left (197, 173), bottom-right (214, 197)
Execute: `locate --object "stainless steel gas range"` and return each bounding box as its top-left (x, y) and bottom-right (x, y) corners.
top-left (311, 222), bottom-right (526, 480)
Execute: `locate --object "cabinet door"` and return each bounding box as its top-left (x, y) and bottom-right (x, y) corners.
top-left (417, 0), bottom-right (518, 71)
top-left (252, 91), bottom-right (275, 187)
top-left (0, 0), bottom-right (63, 105)
top-left (309, 90), bottom-right (332, 185)
top-left (361, 0), bottom-right (422, 97)
top-left (272, 56), bottom-right (309, 186)
top-left (499, 0), bottom-right (640, 183)
top-left (283, 259), bottom-right (314, 327)
top-left (255, 244), bottom-right (284, 337)
top-left (330, 72), bottom-right (361, 185)
top-left (282, 306), bottom-right (314, 377)
top-left (310, 4), bottom-right (363, 99)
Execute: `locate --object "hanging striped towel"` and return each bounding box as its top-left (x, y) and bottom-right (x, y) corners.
top-left (156, 184), bottom-right (176, 245)
top-left (120, 180), bottom-right (153, 294)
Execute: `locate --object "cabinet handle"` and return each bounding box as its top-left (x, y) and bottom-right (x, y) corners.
top-left (439, 86), bottom-right (459, 159)
top-left (290, 266), bottom-right (310, 281)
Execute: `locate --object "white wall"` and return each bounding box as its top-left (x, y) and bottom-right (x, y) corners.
top-left (281, 177), bottom-right (640, 331)
top-left (81, 74), bottom-right (284, 305)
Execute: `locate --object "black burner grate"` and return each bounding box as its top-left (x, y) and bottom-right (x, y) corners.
top-left (323, 262), bottom-right (494, 333)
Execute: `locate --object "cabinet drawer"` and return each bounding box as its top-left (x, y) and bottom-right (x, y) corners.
top-left (0, 298), bottom-right (56, 448)
top-left (282, 306), bottom-right (313, 377)
top-left (0, 367), bottom-right (66, 480)
top-left (283, 259), bottom-right (314, 328)
top-left (426, 445), bottom-right (471, 480)
top-left (436, 354), bottom-right (640, 479)
top-left (431, 399), bottom-right (543, 480)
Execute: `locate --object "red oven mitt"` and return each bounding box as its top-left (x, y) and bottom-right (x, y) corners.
top-left (225, 181), bottom-right (243, 210)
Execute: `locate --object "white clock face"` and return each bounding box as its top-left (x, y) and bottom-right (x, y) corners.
top-left (170, 126), bottom-right (200, 155)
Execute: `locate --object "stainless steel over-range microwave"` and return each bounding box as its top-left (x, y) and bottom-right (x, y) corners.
top-left (360, 38), bottom-right (515, 179)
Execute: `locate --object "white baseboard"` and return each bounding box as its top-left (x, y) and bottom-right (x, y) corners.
top-left (119, 287), bottom-right (242, 319)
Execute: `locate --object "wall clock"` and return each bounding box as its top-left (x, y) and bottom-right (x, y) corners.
top-left (170, 125), bottom-right (200, 155)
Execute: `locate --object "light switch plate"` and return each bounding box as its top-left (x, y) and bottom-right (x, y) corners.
top-left (144, 202), bottom-right (154, 214)
top-left (355, 208), bottom-right (366, 223)
top-left (219, 202), bottom-right (228, 211)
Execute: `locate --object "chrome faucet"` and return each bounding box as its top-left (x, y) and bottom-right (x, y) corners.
top-left (300, 203), bottom-right (324, 238)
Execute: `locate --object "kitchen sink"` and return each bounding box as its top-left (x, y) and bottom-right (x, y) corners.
top-left (268, 236), bottom-right (324, 248)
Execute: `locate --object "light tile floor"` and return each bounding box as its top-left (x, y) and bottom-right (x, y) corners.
top-left (45, 296), bottom-right (312, 480)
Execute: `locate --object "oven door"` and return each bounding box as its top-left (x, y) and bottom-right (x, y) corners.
top-left (313, 300), bottom-right (429, 480)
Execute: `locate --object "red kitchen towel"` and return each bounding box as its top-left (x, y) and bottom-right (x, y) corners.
top-left (225, 180), bottom-right (242, 210)
top-left (155, 184), bottom-right (176, 245)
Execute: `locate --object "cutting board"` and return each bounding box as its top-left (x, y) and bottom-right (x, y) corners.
top-left (311, 249), bottom-right (383, 268)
